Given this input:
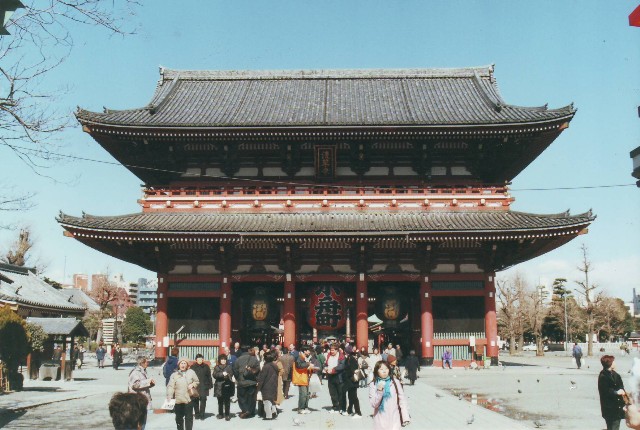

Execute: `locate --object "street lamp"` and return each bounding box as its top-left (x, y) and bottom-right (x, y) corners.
top-left (552, 278), bottom-right (570, 353)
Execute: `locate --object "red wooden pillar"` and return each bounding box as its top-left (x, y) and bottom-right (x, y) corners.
top-left (356, 275), bottom-right (368, 351)
top-left (155, 275), bottom-right (169, 360)
top-left (220, 277), bottom-right (232, 349)
top-left (283, 276), bottom-right (296, 347)
top-left (420, 278), bottom-right (434, 365)
top-left (485, 273), bottom-right (499, 364)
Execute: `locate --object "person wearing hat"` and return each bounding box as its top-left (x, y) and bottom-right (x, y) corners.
top-left (386, 355), bottom-right (402, 382)
top-left (167, 357), bottom-right (199, 430)
top-left (190, 354), bottom-right (213, 420)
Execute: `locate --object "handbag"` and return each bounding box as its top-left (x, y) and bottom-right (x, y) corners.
top-left (309, 373), bottom-right (322, 392)
top-left (188, 386), bottom-right (199, 398)
top-left (161, 399), bottom-right (176, 410)
top-left (292, 363), bottom-right (309, 386)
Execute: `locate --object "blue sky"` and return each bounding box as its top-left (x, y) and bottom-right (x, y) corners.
top-left (1, 1), bottom-right (639, 299)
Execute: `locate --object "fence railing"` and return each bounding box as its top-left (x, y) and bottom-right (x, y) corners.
top-left (169, 332), bottom-right (219, 341)
top-left (434, 345), bottom-right (486, 361)
top-left (434, 332), bottom-right (485, 340)
top-left (172, 346), bottom-right (219, 362)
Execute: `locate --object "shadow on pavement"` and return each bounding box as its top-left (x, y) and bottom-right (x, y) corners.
top-left (0, 410), bottom-right (26, 428)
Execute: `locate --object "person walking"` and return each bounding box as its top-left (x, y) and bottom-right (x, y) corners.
top-left (382, 343), bottom-right (396, 361)
top-left (164, 347), bottom-right (179, 385)
top-left (358, 348), bottom-right (369, 388)
top-left (128, 356), bottom-right (155, 410)
top-left (278, 345), bottom-right (294, 399)
top-left (367, 347), bottom-right (382, 384)
top-left (190, 354), bottom-right (213, 420)
top-left (292, 350), bottom-right (313, 414)
top-left (257, 350), bottom-right (280, 420)
top-left (344, 349), bottom-right (362, 418)
top-left (323, 343), bottom-right (346, 414)
top-left (404, 350), bottom-right (420, 385)
top-left (572, 343), bottom-right (583, 369)
top-left (96, 343), bottom-right (107, 369)
top-left (274, 349), bottom-right (285, 409)
top-left (233, 347), bottom-right (260, 419)
top-left (369, 361), bottom-right (410, 430)
top-left (387, 355), bottom-right (402, 381)
top-left (598, 355), bottom-right (626, 430)
top-left (212, 354), bottom-right (234, 421)
top-left (71, 345), bottom-right (80, 370)
top-left (166, 357), bottom-right (199, 430)
top-left (112, 344), bottom-right (123, 370)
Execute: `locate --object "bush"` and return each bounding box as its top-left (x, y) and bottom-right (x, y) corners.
top-left (0, 307), bottom-right (28, 390)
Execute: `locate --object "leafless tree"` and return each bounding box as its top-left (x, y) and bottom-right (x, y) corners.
top-left (523, 284), bottom-right (549, 356)
top-left (0, 1), bottom-right (139, 211)
top-left (574, 244), bottom-right (598, 356)
top-left (593, 295), bottom-right (629, 342)
top-left (89, 272), bottom-right (119, 344)
top-left (497, 273), bottom-right (528, 355)
top-left (2, 227), bottom-right (33, 266)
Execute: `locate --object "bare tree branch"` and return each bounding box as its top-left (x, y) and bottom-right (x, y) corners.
top-left (0, 1), bottom-right (140, 211)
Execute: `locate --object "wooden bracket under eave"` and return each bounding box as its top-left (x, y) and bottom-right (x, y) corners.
top-left (63, 231), bottom-right (74, 237)
top-left (578, 227), bottom-right (589, 235)
top-left (558, 122), bottom-right (570, 131)
top-left (82, 125), bottom-right (92, 133)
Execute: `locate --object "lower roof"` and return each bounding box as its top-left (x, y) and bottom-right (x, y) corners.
top-left (58, 210), bottom-right (594, 238)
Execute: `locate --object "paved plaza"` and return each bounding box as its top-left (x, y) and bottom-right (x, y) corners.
top-left (0, 349), bottom-right (632, 429)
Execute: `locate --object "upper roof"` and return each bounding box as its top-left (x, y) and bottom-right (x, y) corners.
top-left (58, 210), bottom-right (594, 237)
top-left (76, 66), bottom-right (575, 129)
top-left (0, 263), bottom-right (86, 312)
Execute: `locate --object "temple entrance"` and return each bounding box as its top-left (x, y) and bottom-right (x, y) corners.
top-left (233, 283), bottom-right (282, 347)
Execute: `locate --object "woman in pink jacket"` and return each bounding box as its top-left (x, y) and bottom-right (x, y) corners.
top-left (369, 360), bottom-right (410, 430)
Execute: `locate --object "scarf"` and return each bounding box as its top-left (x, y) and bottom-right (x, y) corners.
top-left (376, 376), bottom-right (392, 412)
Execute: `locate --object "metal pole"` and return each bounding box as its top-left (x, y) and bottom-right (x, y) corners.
top-left (564, 295), bottom-right (569, 353)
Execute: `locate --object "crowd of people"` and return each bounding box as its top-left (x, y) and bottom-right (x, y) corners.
top-left (109, 341), bottom-right (413, 430)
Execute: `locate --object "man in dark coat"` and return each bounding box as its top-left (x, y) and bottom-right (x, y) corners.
top-left (598, 354), bottom-right (626, 430)
top-left (233, 347), bottom-right (260, 418)
top-left (163, 347), bottom-right (179, 385)
top-left (190, 354), bottom-right (213, 420)
top-left (278, 348), bottom-right (294, 399)
top-left (404, 350), bottom-right (420, 385)
top-left (257, 350), bottom-right (279, 420)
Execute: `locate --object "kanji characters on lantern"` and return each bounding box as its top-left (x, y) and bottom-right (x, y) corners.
top-left (307, 284), bottom-right (346, 331)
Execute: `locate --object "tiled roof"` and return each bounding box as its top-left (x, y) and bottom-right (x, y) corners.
top-left (0, 265), bottom-right (86, 312)
top-left (58, 288), bottom-right (100, 312)
top-left (26, 317), bottom-right (89, 337)
top-left (76, 66), bottom-right (575, 128)
top-left (58, 210), bottom-right (594, 236)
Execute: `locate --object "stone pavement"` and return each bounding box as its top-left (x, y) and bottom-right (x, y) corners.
top-left (0, 357), bottom-right (539, 430)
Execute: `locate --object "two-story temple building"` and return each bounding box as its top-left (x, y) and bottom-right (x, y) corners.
top-left (58, 66), bottom-right (594, 364)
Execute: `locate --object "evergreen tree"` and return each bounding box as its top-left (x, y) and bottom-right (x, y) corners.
top-left (122, 307), bottom-right (151, 343)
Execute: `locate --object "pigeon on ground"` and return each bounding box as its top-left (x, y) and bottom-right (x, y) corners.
top-left (458, 394), bottom-right (464, 400)
top-left (570, 380), bottom-right (576, 385)
top-left (533, 420), bottom-right (546, 428)
top-left (467, 414), bottom-right (475, 425)
top-left (569, 386), bottom-right (576, 391)
top-left (517, 389), bottom-right (522, 394)
top-left (517, 379), bottom-right (521, 383)
top-left (537, 379), bottom-right (540, 383)
top-left (435, 393), bottom-right (443, 398)
top-left (293, 417), bottom-right (305, 426)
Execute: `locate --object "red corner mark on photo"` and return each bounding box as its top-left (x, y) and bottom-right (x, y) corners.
top-left (630, 5), bottom-right (640, 27)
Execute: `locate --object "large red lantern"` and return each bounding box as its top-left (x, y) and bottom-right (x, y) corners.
top-left (307, 284), bottom-right (346, 331)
